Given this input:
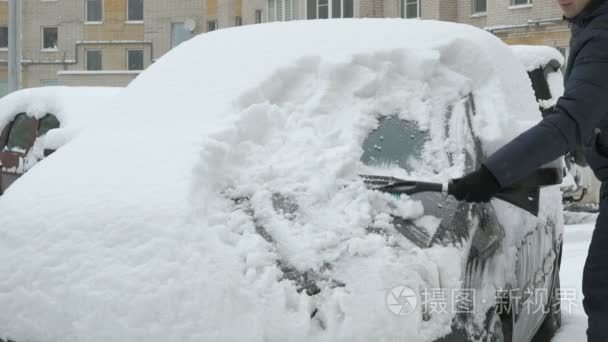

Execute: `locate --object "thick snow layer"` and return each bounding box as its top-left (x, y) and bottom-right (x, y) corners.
top-left (0, 86), bottom-right (121, 153)
top-left (0, 20), bottom-right (549, 342)
top-left (510, 45), bottom-right (565, 72)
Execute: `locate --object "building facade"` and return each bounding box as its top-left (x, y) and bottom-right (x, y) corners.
top-left (0, 0), bottom-right (571, 97)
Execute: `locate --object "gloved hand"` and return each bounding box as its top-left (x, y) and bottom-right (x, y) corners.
top-left (449, 165), bottom-right (501, 203)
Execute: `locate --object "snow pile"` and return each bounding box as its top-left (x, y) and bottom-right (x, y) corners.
top-left (0, 20), bottom-right (545, 342)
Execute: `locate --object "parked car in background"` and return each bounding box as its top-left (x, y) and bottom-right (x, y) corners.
top-left (0, 20), bottom-right (564, 342)
top-left (0, 86), bottom-right (120, 194)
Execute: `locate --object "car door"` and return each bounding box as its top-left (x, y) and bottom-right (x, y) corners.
top-left (506, 61), bottom-right (564, 341)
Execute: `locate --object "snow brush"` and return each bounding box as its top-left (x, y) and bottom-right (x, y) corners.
top-left (362, 169), bottom-right (561, 217)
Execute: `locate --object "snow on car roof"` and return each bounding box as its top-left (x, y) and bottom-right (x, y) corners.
top-left (0, 20), bottom-right (541, 342)
top-left (509, 44), bottom-right (565, 72)
top-left (0, 86), bottom-right (120, 129)
top-left (0, 86), bottom-right (121, 149)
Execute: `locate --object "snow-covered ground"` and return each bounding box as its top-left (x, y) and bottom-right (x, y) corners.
top-left (553, 213), bottom-right (598, 341)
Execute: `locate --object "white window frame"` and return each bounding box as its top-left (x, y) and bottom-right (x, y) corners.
top-left (86, 49), bottom-right (102, 71)
top-left (126, 0), bottom-right (144, 23)
top-left (304, 0), bottom-right (353, 20)
top-left (85, 0), bottom-right (103, 24)
top-left (268, 0), bottom-right (291, 21)
top-left (126, 49), bottom-right (144, 71)
top-left (41, 26), bottom-right (58, 51)
top-left (510, 0), bottom-right (532, 8)
top-left (401, 0), bottom-right (421, 19)
top-left (472, 0), bottom-right (487, 15)
top-left (171, 22), bottom-right (193, 48)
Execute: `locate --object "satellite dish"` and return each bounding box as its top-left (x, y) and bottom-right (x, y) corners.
top-left (184, 19), bottom-right (196, 32)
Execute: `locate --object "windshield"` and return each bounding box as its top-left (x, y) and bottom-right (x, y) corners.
top-left (360, 116), bottom-right (429, 172)
top-left (359, 114), bottom-right (463, 248)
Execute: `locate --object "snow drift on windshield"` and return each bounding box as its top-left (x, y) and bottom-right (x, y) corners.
top-left (0, 19), bottom-right (548, 342)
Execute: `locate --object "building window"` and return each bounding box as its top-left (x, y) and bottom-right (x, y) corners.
top-left (0, 26), bottom-right (7, 48)
top-left (86, 50), bottom-right (102, 70)
top-left (127, 0), bottom-right (143, 21)
top-left (86, 0), bottom-right (103, 22)
top-left (318, 0), bottom-right (328, 18)
top-left (235, 16), bottom-right (242, 26)
top-left (207, 20), bottom-right (218, 32)
top-left (511, 0), bottom-right (532, 5)
top-left (255, 9), bottom-right (263, 23)
top-left (268, 0), bottom-right (302, 21)
top-left (305, 0), bottom-right (353, 20)
top-left (171, 22), bottom-right (193, 48)
top-left (472, 0), bottom-right (486, 13)
top-left (42, 27), bottom-right (58, 50)
top-left (127, 49), bottom-right (144, 70)
top-left (401, 0), bottom-right (420, 18)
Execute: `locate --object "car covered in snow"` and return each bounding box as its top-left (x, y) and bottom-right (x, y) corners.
top-left (0, 20), bottom-right (564, 342)
top-left (0, 86), bottom-right (120, 193)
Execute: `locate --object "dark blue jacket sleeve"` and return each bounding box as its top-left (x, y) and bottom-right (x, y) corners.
top-left (483, 35), bottom-right (608, 188)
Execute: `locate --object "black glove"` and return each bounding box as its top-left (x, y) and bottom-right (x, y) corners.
top-left (449, 165), bottom-right (501, 203)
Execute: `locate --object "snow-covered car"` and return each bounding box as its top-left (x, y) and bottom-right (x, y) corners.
top-left (0, 20), bottom-right (564, 342)
top-left (511, 45), bottom-right (601, 209)
top-left (0, 86), bottom-right (120, 193)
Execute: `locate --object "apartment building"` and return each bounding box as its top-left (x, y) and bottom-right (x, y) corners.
top-left (263, 0), bottom-right (569, 55)
top-left (0, 0), bottom-right (570, 97)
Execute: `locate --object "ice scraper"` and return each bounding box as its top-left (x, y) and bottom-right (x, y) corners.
top-left (362, 168), bottom-right (561, 217)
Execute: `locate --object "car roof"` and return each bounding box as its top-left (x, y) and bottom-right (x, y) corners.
top-left (509, 45), bottom-right (565, 72)
top-left (0, 86), bottom-right (121, 128)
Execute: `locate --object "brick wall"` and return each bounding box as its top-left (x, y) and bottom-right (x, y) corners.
top-left (242, 0), bottom-right (266, 24)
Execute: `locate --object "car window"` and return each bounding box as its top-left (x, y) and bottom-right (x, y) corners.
top-left (360, 116), bottom-right (428, 172)
top-left (37, 114), bottom-right (60, 137)
top-left (6, 113), bottom-right (36, 152)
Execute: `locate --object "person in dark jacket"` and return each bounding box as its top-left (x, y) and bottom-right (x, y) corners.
top-left (449, 0), bottom-right (608, 340)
